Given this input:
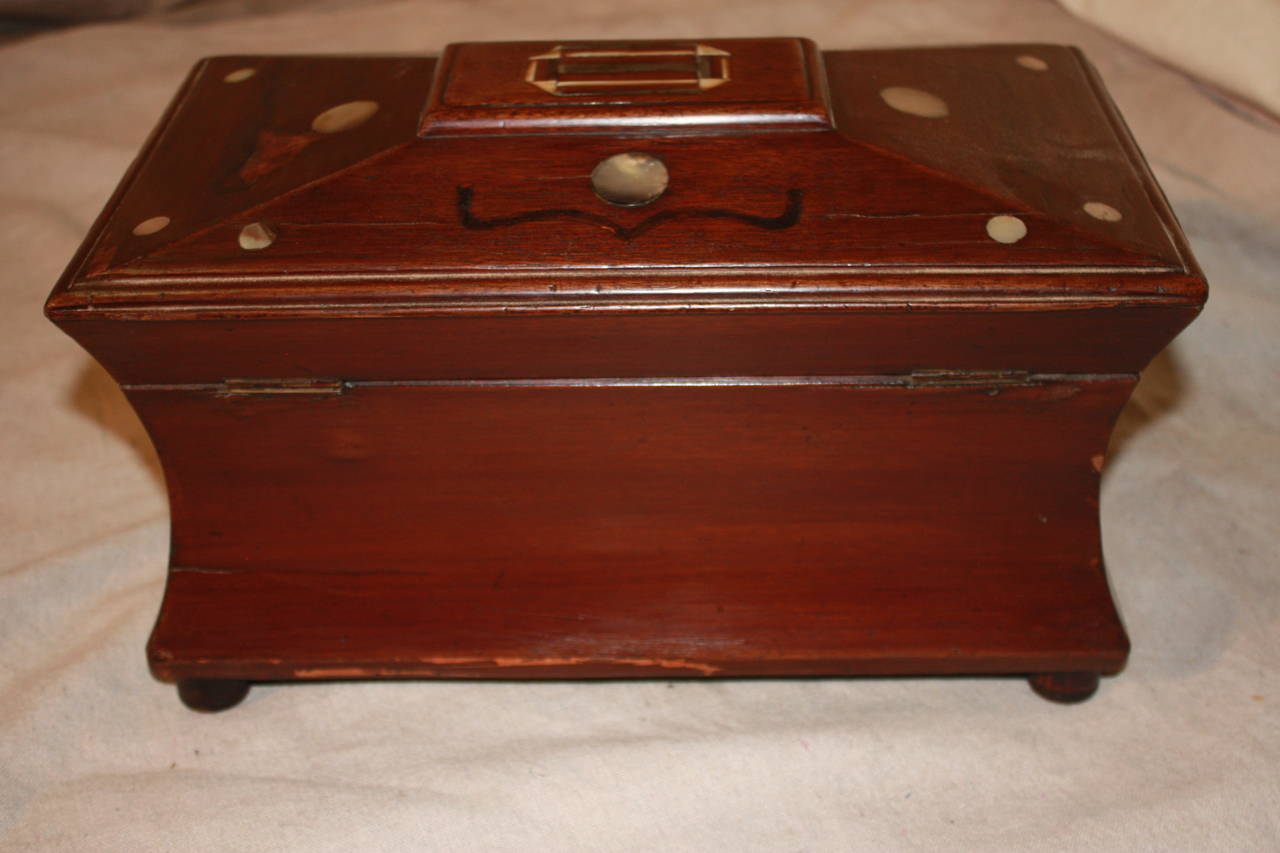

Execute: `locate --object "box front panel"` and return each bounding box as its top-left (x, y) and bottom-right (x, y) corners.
top-left (61, 305), bottom-right (1197, 385)
top-left (138, 378), bottom-right (1132, 679)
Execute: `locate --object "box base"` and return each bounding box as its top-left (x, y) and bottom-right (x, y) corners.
top-left (148, 557), bottom-right (1128, 710)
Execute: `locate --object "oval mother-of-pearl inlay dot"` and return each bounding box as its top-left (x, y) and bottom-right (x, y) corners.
top-left (1083, 201), bottom-right (1123, 222)
top-left (986, 215), bottom-right (1028, 244)
top-left (879, 86), bottom-right (949, 118)
top-left (223, 67), bottom-right (256, 83)
top-left (1016, 55), bottom-right (1049, 71)
top-left (238, 222), bottom-right (276, 251)
top-left (132, 215), bottom-right (170, 236)
top-left (591, 152), bottom-right (670, 206)
top-left (311, 100), bottom-right (379, 134)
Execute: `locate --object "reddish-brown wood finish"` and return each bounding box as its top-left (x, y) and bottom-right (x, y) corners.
top-left (45, 39), bottom-right (1207, 708)
top-left (420, 39), bottom-right (833, 135)
top-left (56, 306), bottom-right (1195, 386)
top-left (143, 379), bottom-right (1132, 683)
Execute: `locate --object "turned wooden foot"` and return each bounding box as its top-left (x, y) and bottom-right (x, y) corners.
top-left (177, 678), bottom-right (250, 712)
top-left (1029, 671), bottom-right (1100, 704)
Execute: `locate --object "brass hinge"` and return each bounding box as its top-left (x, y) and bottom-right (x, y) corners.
top-left (908, 369), bottom-right (1033, 388)
top-left (219, 378), bottom-right (345, 396)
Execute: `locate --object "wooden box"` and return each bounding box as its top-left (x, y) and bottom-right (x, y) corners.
top-left (45, 38), bottom-right (1206, 710)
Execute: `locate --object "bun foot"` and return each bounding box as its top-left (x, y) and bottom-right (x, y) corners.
top-left (1029, 671), bottom-right (1100, 704)
top-left (177, 678), bottom-right (250, 712)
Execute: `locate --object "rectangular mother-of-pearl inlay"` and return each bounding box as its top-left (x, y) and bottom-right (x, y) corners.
top-left (420, 37), bottom-right (832, 136)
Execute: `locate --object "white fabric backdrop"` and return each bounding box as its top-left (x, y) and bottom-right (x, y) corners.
top-left (2, 1), bottom-right (1277, 849)
top-left (1060, 0), bottom-right (1280, 117)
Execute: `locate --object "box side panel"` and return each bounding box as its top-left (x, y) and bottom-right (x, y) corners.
top-left (140, 378), bottom-right (1132, 680)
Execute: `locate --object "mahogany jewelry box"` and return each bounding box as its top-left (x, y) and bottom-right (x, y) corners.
top-left (45, 38), bottom-right (1205, 711)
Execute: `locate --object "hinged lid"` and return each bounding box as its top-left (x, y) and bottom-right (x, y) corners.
top-left (46, 39), bottom-right (1206, 384)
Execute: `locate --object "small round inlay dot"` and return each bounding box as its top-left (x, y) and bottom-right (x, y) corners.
top-left (1016, 55), bottom-right (1049, 71)
top-left (311, 100), bottom-right (379, 134)
top-left (1083, 201), bottom-right (1123, 222)
top-left (986, 215), bottom-right (1028, 244)
top-left (223, 67), bottom-right (257, 83)
top-left (238, 221), bottom-right (276, 251)
top-left (591, 152), bottom-right (669, 206)
top-left (132, 216), bottom-right (170, 236)
top-left (879, 86), bottom-right (949, 118)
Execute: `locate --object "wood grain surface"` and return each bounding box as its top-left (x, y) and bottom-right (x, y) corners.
top-left (143, 378), bottom-right (1132, 682)
top-left (44, 38), bottom-right (1207, 705)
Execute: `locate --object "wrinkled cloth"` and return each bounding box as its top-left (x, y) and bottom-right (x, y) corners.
top-left (1, 1), bottom-right (1278, 850)
top-left (1059, 0), bottom-right (1280, 118)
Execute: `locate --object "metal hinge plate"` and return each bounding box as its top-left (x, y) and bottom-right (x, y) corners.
top-left (908, 369), bottom-right (1033, 388)
top-left (219, 378), bottom-right (345, 396)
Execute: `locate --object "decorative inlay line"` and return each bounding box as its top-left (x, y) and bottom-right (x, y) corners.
top-left (457, 185), bottom-right (803, 240)
top-left (458, 184), bottom-right (798, 239)
top-left (526, 43), bottom-right (730, 96)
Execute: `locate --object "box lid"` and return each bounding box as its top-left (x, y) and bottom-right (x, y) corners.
top-left (46, 39), bottom-right (1206, 315)
top-left (45, 40), bottom-right (1207, 384)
